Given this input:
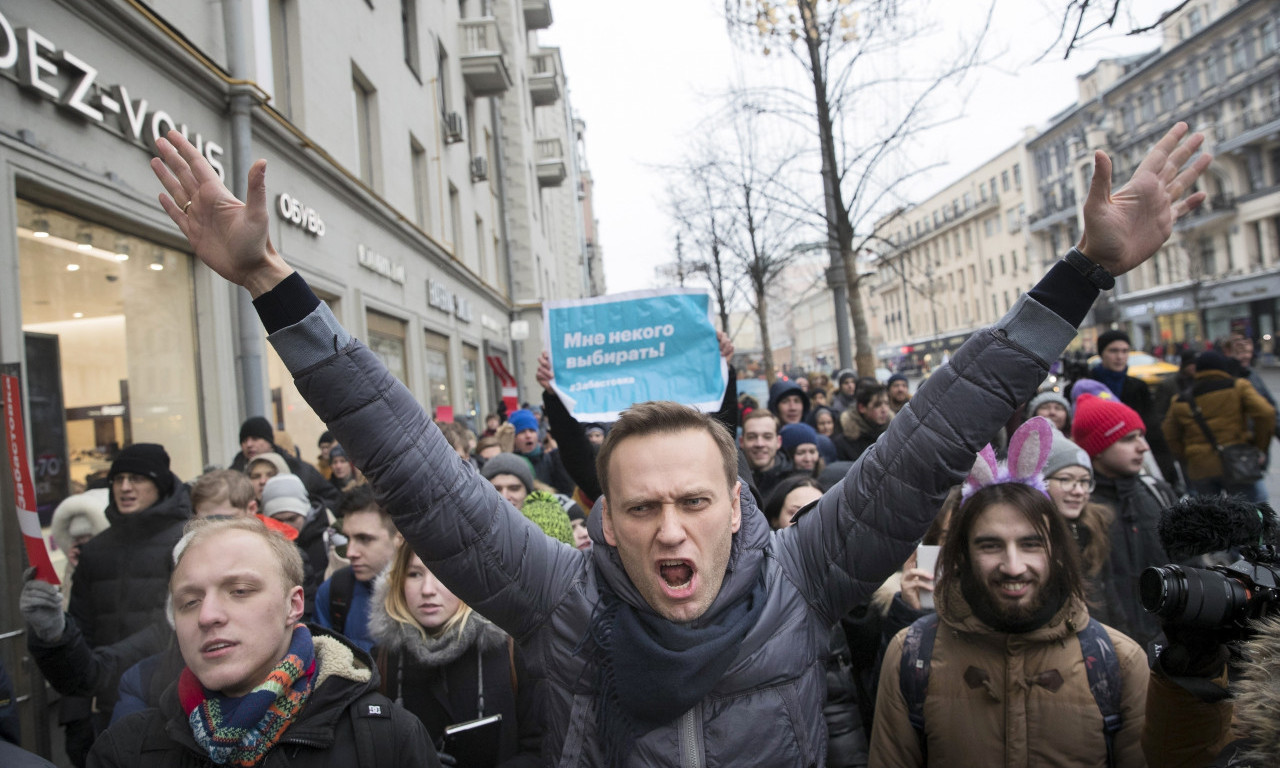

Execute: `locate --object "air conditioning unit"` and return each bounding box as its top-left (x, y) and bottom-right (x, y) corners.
top-left (444, 112), bottom-right (464, 144)
top-left (470, 156), bottom-right (489, 182)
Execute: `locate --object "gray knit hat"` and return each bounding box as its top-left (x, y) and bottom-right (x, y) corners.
top-left (261, 474), bottom-right (313, 521)
top-left (1042, 430), bottom-right (1092, 480)
top-left (480, 452), bottom-right (534, 493)
top-left (1027, 390), bottom-right (1070, 417)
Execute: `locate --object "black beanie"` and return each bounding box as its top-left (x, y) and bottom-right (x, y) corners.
top-left (1096, 330), bottom-right (1131, 354)
top-left (239, 416), bottom-right (275, 444)
top-left (1196, 350), bottom-right (1232, 373)
top-left (108, 443), bottom-right (174, 498)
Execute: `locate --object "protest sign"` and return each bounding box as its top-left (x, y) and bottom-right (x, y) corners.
top-left (3, 368), bottom-right (59, 584)
top-left (544, 288), bottom-right (726, 422)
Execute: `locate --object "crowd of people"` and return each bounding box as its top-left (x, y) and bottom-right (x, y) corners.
top-left (2, 121), bottom-right (1276, 767)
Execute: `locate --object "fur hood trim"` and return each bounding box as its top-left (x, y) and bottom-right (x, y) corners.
top-left (1234, 615), bottom-right (1280, 764)
top-left (312, 632), bottom-right (372, 689)
top-left (50, 488), bottom-right (111, 555)
top-left (367, 572), bottom-right (507, 666)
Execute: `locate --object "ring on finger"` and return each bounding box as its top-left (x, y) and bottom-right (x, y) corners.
top-left (182, 200), bottom-right (194, 214)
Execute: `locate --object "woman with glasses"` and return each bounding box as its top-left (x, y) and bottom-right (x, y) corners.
top-left (1041, 431), bottom-right (1125, 630)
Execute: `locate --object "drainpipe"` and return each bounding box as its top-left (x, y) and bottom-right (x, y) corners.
top-left (223, 0), bottom-right (267, 421)
top-left (490, 98), bottom-right (522, 399)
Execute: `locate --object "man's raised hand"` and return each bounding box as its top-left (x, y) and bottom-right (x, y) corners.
top-left (1078, 121), bottom-right (1213, 277)
top-left (150, 130), bottom-right (291, 297)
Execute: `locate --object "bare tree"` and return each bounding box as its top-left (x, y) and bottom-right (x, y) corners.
top-left (1044, 0), bottom-right (1191, 60)
top-left (724, 0), bottom-right (992, 376)
top-left (661, 162), bottom-right (739, 334)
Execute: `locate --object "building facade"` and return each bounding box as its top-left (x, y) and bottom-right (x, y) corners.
top-left (0, 0), bottom-right (599, 755)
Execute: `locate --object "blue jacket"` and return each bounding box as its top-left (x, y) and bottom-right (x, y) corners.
top-left (315, 574), bottom-right (376, 653)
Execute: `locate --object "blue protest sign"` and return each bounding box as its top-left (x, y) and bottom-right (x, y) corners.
top-left (543, 288), bottom-right (726, 422)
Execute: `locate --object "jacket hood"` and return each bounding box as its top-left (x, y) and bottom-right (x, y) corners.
top-left (104, 475), bottom-right (191, 530)
top-left (367, 572), bottom-right (508, 665)
top-left (1233, 616), bottom-right (1280, 764)
top-left (50, 488), bottom-right (111, 554)
top-left (587, 484), bottom-right (771, 628)
top-left (768, 380), bottom-right (810, 420)
top-left (936, 576), bottom-right (1088, 643)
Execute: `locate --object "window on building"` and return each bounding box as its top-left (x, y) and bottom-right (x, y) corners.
top-left (1001, 170), bottom-right (1010, 191)
top-left (1141, 94), bottom-right (1155, 122)
top-left (999, 253), bottom-right (1006, 275)
top-left (367, 311), bottom-right (408, 384)
top-left (1180, 67), bottom-right (1197, 101)
top-left (437, 42), bottom-right (451, 117)
top-left (1189, 8), bottom-right (1203, 33)
top-left (1231, 38), bottom-right (1247, 74)
top-left (268, 0), bottom-right (298, 119)
top-left (1205, 54), bottom-right (1222, 86)
top-left (449, 183), bottom-right (462, 258)
top-left (1012, 163), bottom-right (1022, 189)
top-left (402, 0), bottom-right (421, 79)
top-left (1122, 104), bottom-right (1135, 131)
top-left (1199, 236), bottom-right (1216, 276)
top-left (963, 192), bottom-right (973, 210)
top-left (424, 331), bottom-right (452, 419)
top-left (475, 216), bottom-right (487, 280)
top-left (462, 344), bottom-right (481, 424)
top-left (980, 184), bottom-right (988, 202)
top-left (964, 227), bottom-right (972, 249)
top-left (1263, 20), bottom-right (1278, 55)
top-left (352, 65), bottom-right (378, 188)
top-left (16, 200), bottom-right (205, 497)
top-left (984, 217), bottom-right (994, 237)
top-left (1158, 82), bottom-right (1173, 113)
top-left (411, 135), bottom-right (429, 230)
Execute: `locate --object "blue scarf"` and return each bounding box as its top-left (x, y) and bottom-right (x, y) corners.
top-left (1090, 364), bottom-right (1127, 399)
top-left (583, 568), bottom-right (768, 764)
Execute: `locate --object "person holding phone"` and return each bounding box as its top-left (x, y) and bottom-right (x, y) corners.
top-left (368, 541), bottom-right (526, 766)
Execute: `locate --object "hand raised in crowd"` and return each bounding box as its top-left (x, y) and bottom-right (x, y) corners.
top-left (717, 330), bottom-right (734, 362)
top-left (898, 550), bottom-right (936, 612)
top-left (1078, 121), bottom-right (1212, 276)
top-left (537, 351), bottom-right (554, 392)
top-left (149, 130), bottom-right (291, 297)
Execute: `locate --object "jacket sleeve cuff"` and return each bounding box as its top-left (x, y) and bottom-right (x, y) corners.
top-left (252, 271), bottom-right (321, 334)
top-left (1027, 259), bottom-right (1099, 328)
top-left (266, 299), bottom-right (353, 373)
top-left (995, 270), bottom-right (1089, 364)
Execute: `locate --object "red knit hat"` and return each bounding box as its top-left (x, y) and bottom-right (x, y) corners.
top-left (1071, 394), bottom-right (1144, 457)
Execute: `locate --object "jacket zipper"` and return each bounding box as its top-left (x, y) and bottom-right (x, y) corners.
top-left (679, 702), bottom-right (703, 768)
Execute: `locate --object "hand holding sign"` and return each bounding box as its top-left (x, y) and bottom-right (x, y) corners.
top-left (543, 289), bottom-right (727, 422)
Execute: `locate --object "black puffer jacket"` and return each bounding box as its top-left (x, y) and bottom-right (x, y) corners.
top-left (86, 627), bottom-right (435, 768)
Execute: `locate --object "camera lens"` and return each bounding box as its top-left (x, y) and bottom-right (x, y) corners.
top-left (1140, 565), bottom-right (1250, 628)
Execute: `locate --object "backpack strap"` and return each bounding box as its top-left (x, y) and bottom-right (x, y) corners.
top-left (898, 612), bottom-right (940, 760)
top-left (329, 566), bottom-right (356, 635)
top-left (1077, 618), bottom-right (1123, 768)
top-left (349, 691), bottom-right (396, 768)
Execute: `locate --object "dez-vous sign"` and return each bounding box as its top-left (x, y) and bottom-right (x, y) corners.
top-left (0, 8), bottom-right (226, 178)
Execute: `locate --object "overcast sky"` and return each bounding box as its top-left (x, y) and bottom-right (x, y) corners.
top-left (541, 0), bottom-right (1173, 295)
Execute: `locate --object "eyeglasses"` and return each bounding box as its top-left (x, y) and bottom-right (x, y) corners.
top-left (1046, 475), bottom-right (1095, 492)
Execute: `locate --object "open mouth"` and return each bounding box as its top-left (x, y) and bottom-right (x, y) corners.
top-left (201, 640), bottom-right (236, 656)
top-left (658, 560), bottom-right (695, 596)
top-left (997, 581), bottom-right (1031, 597)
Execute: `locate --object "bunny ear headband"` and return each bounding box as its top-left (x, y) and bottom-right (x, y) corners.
top-left (961, 416), bottom-right (1054, 501)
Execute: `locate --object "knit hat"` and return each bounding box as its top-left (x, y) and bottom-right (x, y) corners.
top-left (239, 416), bottom-right (275, 444)
top-left (261, 474), bottom-right (312, 521)
top-left (246, 452), bottom-right (290, 477)
top-left (887, 373), bottom-right (909, 387)
top-left (836, 369), bottom-right (856, 385)
top-left (520, 490), bottom-right (574, 546)
top-left (1179, 349), bottom-right (1198, 367)
top-left (328, 445), bottom-right (348, 461)
top-left (109, 443), bottom-right (174, 497)
top-left (1096, 330), bottom-right (1131, 354)
top-left (1027, 390), bottom-right (1070, 416)
top-left (1071, 394), bottom-right (1144, 457)
top-left (508, 409), bottom-right (539, 435)
top-left (1042, 431), bottom-right (1092, 480)
top-left (480, 452), bottom-right (534, 492)
top-left (779, 422), bottom-right (820, 453)
top-left (585, 424), bottom-right (606, 438)
top-left (1069, 378), bottom-right (1114, 404)
top-left (1196, 350), bottom-right (1232, 373)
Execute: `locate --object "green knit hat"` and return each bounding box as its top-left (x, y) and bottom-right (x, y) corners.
top-left (520, 490), bottom-right (574, 546)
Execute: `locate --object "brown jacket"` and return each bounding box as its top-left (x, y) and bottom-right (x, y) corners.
top-left (1162, 370), bottom-right (1276, 481)
top-left (870, 580), bottom-right (1149, 768)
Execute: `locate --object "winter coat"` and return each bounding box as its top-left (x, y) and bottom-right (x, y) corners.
top-left (266, 283), bottom-right (1077, 766)
top-left (367, 577), bottom-right (522, 761)
top-left (1162, 370), bottom-right (1276, 481)
top-left (1090, 473), bottom-right (1175, 654)
top-left (870, 581), bottom-right (1149, 767)
top-left (515, 446), bottom-right (577, 496)
top-left (86, 626), bottom-right (435, 768)
top-left (747, 450), bottom-right (794, 500)
top-left (833, 408), bottom-right (886, 463)
top-left (231, 445), bottom-right (340, 511)
top-left (64, 478), bottom-right (189, 712)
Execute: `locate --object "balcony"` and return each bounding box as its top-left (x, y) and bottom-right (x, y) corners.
top-left (536, 138), bottom-right (566, 187)
top-left (523, 0), bottom-right (552, 30)
top-left (1214, 99), bottom-right (1280, 154)
top-left (1175, 192), bottom-right (1236, 231)
top-left (459, 18), bottom-right (511, 96)
top-left (528, 51), bottom-right (561, 107)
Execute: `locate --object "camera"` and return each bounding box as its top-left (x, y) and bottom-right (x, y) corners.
top-left (1140, 546), bottom-right (1280, 636)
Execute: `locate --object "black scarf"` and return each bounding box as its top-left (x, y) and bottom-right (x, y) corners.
top-left (583, 566), bottom-right (768, 764)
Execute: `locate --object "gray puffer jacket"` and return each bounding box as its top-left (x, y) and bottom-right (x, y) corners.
top-left (268, 292), bottom-right (1076, 766)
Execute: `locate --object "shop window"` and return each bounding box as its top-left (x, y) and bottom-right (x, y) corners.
top-left (367, 310), bottom-right (408, 383)
top-left (462, 344), bottom-right (481, 425)
top-left (17, 200), bottom-right (203, 507)
top-left (425, 331), bottom-right (453, 420)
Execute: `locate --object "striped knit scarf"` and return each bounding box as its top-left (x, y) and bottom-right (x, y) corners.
top-left (179, 623), bottom-right (316, 766)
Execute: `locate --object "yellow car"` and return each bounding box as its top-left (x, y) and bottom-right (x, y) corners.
top-left (1086, 352), bottom-right (1179, 386)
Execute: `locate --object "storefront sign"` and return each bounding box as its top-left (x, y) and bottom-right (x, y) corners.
top-left (2, 368), bottom-right (59, 584)
top-left (0, 8), bottom-right (226, 178)
top-left (276, 193), bottom-right (325, 236)
top-left (480, 314), bottom-right (504, 334)
top-left (357, 243), bottom-right (405, 284)
top-left (427, 279), bottom-right (473, 323)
